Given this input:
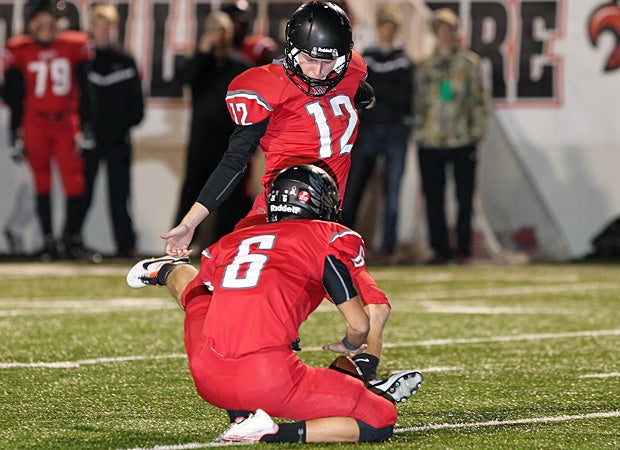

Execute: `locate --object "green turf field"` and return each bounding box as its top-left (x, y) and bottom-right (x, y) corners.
top-left (1, 262), bottom-right (619, 449)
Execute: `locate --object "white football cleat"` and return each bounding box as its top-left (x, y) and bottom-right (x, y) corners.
top-left (369, 370), bottom-right (423, 403)
top-left (126, 256), bottom-right (189, 288)
top-left (216, 409), bottom-right (279, 443)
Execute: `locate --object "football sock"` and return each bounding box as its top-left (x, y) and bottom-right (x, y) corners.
top-left (64, 196), bottom-right (83, 239)
top-left (226, 409), bottom-right (250, 423)
top-left (36, 194), bottom-right (52, 236)
top-left (156, 263), bottom-right (178, 286)
top-left (353, 353), bottom-right (379, 382)
top-left (260, 421), bottom-right (306, 443)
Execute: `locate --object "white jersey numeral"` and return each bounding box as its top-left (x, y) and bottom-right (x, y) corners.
top-left (229, 102), bottom-right (251, 125)
top-left (221, 234), bottom-right (276, 289)
top-left (27, 57), bottom-right (72, 98)
top-left (306, 94), bottom-right (358, 158)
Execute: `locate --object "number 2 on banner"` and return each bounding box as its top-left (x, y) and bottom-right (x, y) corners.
top-left (221, 235), bottom-right (276, 289)
top-left (27, 57), bottom-right (72, 98)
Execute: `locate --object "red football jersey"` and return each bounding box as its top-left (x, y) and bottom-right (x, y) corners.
top-left (3, 31), bottom-right (91, 115)
top-left (225, 51), bottom-right (367, 198)
top-left (200, 219), bottom-right (367, 358)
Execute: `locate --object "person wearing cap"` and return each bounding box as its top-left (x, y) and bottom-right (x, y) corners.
top-left (341, 4), bottom-right (414, 265)
top-left (413, 7), bottom-right (490, 264)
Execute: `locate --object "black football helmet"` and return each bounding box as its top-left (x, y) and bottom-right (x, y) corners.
top-left (26, 0), bottom-right (59, 23)
top-left (284, 1), bottom-right (353, 97)
top-left (267, 164), bottom-right (340, 223)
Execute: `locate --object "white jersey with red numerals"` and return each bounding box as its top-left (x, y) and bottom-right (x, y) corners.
top-left (225, 51), bottom-right (367, 198)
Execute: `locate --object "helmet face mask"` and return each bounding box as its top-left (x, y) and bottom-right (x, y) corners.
top-left (267, 164), bottom-right (341, 223)
top-left (284, 1), bottom-right (353, 97)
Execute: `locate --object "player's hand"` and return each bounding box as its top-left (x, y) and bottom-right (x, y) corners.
top-left (9, 132), bottom-right (26, 164)
top-left (9, 128), bottom-right (26, 163)
top-left (161, 223), bottom-right (195, 257)
top-left (354, 81), bottom-right (376, 110)
top-left (76, 124), bottom-right (97, 153)
top-left (322, 341), bottom-right (367, 356)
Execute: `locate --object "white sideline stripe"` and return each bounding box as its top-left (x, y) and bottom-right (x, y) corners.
top-left (394, 282), bottom-right (619, 301)
top-left (580, 372), bottom-right (620, 379)
top-left (311, 282), bottom-right (618, 314)
top-left (303, 329), bottom-right (620, 351)
top-left (3, 330), bottom-right (618, 369)
top-left (0, 353), bottom-right (186, 369)
top-left (395, 410), bottom-right (620, 433)
top-left (0, 297), bottom-right (175, 317)
top-left (121, 411), bottom-right (620, 450)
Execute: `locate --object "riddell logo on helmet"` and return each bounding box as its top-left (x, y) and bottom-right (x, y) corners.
top-left (270, 204), bottom-right (302, 214)
top-left (311, 47), bottom-right (338, 58)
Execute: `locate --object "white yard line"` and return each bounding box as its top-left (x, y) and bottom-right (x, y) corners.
top-left (396, 410), bottom-right (620, 432)
top-left (579, 372), bottom-right (620, 379)
top-left (3, 329), bottom-right (618, 370)
top-left (120, 411), bottom-right (620, 450)
top-left (0, 353), bottom-right (187, 369)
top-left (302, 329), bottom-right (620, 351)
top-left (0, 263), bottom-right (130, 276)
top-left (392, 282), bottom-right (619, 301)
top-left (0, 297), bottom-right (176, 316)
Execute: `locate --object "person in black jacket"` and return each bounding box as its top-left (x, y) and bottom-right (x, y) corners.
top-left (77, 4), bottom-right (144, 258)
top-left (174, 11), bottom-right (251, 248)
top-left (341, 4), bottom-right (414, 264)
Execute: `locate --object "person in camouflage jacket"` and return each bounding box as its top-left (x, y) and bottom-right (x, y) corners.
top-left (413, 8), bottom-right (489, 264)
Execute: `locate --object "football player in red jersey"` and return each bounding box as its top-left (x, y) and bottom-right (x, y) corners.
top-left (161, 1), bottom-right (387, 382)
top-left (2, 0), bottom-right (96, 261)
top-left (127, 165), bottom-right (422, 444)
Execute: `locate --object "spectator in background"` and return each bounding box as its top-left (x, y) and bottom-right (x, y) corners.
top-left (2, 128), bottom-right (36, 255)
top-left (2, 0), bottom-right (96, 261)
top-left (76, 4), bottom-right (144, 259)
top-left (413, 8), bottom-right (489, 265)
top-left (341, 4), bottom-right (413, 265)
top-left (222, 2), bottom-right (279, 66)
top-left (174, 11), bottom-right (251, 248)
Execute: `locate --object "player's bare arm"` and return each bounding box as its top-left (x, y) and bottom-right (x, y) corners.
top-left (323, 295), bottom-right (369, 354)
top-left (161, 202), bottom-right (209, 256)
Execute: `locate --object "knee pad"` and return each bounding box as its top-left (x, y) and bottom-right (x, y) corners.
top-left (357, 420), bottom-right (393, 442)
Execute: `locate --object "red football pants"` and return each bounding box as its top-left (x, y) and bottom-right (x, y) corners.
top-left (22, 113), bottom-right (83, 196)
top-left (182, 293), bottom-right (397, 428)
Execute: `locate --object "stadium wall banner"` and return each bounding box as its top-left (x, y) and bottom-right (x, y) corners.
top-left (0, 0), bottom-right (618, 259)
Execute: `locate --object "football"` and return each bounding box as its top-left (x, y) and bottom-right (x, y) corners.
top-left (328, 355), bottom-right (365, 381)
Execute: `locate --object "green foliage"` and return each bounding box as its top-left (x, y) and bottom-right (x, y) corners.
top-left (0, 263), bottom-right (619, 449)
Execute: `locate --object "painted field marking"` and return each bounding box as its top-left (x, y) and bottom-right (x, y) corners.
top-left (579, 372), bottom-right (620, 379)
top-left (302, 329), bottom-right (620, 351)
top-left (2, 329), bottom-right (618, 369)
top-left (0, 297), bottom-right (176, 317)
top-left (121, 411), bottom-right (620, 450)
top-left (0, 353), bottom-right (186, 369)
top-left (396, 410), bottom-right (620, 432)
top-left (392, 282), bottom-right (619, 301)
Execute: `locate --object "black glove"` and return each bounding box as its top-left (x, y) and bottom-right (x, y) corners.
top-left (291, 337), bottom-right (302, 351)
top-left (354, 81), bottom-right (376, 110)
top-left (9, 128), bottom-right (25, 163)
top-left (76, 123), bottom-right (97, 152)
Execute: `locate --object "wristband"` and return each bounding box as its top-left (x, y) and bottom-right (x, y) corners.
top-left (342, 336), bottom-right (360, 351)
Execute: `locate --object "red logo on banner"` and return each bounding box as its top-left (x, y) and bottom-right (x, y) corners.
top-left (589, 1), bottom-right (620, 71)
